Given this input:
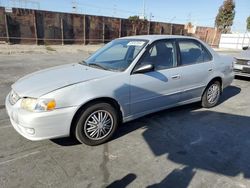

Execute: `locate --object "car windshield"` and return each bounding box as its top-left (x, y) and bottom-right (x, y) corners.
top-left (83, 39), bottom-right (148, 71)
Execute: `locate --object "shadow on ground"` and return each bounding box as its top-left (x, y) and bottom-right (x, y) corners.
top-left (146, 167), bottom-right (196, 188)
top-left (113, 85), bottom-right (246, 187)
top-left (106, 173), bottom-right (137, 188)
top-left (51, 136), bottom-right (81, 146)
top-left (235, 76), bottom-right (250, 81)
top-left (218, 85), bottom-right (241, 104)
top-left (52, 85), bottom-right (246, 188)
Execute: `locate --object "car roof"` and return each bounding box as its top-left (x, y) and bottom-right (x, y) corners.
top-left (120, 35), bottom-right (198, 43)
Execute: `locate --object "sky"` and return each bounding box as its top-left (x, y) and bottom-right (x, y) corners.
top-left (0, 0), bottom-right (249, 32)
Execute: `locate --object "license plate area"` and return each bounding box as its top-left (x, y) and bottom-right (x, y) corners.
top-left (242, 67), bottom-right (250, 73)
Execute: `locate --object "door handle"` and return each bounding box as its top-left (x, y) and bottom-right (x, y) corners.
top-left (208, 68), bottom-right (213, 72)
top-left (171, 75), bottom-right (181, 80)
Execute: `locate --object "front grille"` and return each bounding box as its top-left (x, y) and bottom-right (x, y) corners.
top-left (9, 90), bottom-right (20, 105)
top-left (235, 59), bottom-right (249, 65)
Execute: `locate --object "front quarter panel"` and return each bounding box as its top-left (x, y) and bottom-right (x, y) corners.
top-left (41, 72), bottom-right (130, 118)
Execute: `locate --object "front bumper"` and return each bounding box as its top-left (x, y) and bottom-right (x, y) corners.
top-left (234, 64), bottom-right (250, 77)
top-left (5, 93), bottom-right (78, 141)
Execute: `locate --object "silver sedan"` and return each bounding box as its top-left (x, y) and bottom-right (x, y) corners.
top-left (234, 47), bottom-right (250, 77)
top-left (5, 35), bottom-right (234, 145)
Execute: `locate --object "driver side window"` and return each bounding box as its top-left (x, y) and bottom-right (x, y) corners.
top-left (137, 40), bottom-right (176, 70)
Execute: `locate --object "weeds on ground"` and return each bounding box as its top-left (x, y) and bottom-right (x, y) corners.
top-left (45, 45), bottom-right (56, 52)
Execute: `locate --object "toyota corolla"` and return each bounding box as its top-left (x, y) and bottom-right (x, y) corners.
top-left (5, 35), bottom-right (234, 145)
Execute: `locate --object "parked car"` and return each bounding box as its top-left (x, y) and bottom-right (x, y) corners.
top-left (234, 47), bottom-right (250, 77)
top-left (5, 35), bottom-right (234, 145)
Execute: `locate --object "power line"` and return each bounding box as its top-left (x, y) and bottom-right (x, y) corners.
top-left (75, 1), bottom-right (139, 15)
top-left (5, 0), bottom-right (40, 9)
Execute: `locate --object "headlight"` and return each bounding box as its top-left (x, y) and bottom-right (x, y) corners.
top-left (21, 98), bottom-right (56, 112)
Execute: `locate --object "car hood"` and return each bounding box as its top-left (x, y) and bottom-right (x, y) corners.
top-left (12, 63), bottom-right (114, 98)
top-left (235, 50), bottom-right (250, 61)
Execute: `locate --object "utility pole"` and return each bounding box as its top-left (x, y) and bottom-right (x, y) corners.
top-left (143, 0), bottom-right (145, 19)
top-left (140, 0), bottom-right (146, 20)
top-left (72, 0), bottom-right (77, 13)
top-left (149, 12), bottom-right (154, 21)
top-left (148, 12), bottom-right (153, 35)
top-left (112, 4), bottom-right (117, 17)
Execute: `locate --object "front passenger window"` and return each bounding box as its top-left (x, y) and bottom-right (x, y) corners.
top-left (137, 41), bottom-right (176, 70)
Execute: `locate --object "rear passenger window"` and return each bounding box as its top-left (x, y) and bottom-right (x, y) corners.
top-left (178, 40), bottom-right (212, 66)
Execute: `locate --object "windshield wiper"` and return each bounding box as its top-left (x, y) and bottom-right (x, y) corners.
top-left (88, 63), bottom-right (107, 70)
top-left (79, 60), bottom-right (88, 65)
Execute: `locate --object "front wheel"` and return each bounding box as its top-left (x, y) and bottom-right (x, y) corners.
top-left (201, 81), bottom-right (221, 108)
top-left (74, 103), bottom-right (119, 146)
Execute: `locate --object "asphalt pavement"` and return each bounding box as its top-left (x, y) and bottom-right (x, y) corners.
top-left (0, 51), bottom-right (250, 188)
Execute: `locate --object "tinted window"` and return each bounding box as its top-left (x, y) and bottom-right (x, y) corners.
top-left (137, 40), bottom-right (176, 70)
top-left (178, 40), bottom-right (212, 66)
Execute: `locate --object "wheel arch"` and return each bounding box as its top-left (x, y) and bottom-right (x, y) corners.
top-left (202, 76), bottom-right (223, 97)
top-left (70, 97), bottom-right (123, 136)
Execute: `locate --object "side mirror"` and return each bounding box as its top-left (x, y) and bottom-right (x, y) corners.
top-left (243, 46), bottom-right (249, 50)
top-left (133, 64), bottom-right (154, 74)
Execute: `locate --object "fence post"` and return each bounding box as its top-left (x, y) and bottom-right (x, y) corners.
top-left (83, 15), bottom-right (86, 45)
top-left (160, 26), bottom-right (163, 34)
top-left (4, 14), bottom-right (9, 43)
top-left (211, 28), bottom-right (217, 47)
top-left (33, 10), bottom-right (38, 45)
top-left (119, 18), bottom-right (122, 38)
top-left (205, 29), bottom-right (208, 43)
top-left (148, 21), bottom-right (150, 35)
top-left (102, 17), bottom-right (105, 43)
top-left (170, 24), bottom-right (173, 35)
top-left (60, 18), bottom-right (64, 45)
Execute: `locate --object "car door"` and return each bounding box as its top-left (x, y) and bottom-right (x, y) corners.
top-left (176, 39), bottom-right (214, 102)
top-left (130, 40), bottom-right (182, 115)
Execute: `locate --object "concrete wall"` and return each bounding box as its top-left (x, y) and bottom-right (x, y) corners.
top-left (219, 33), bottom-right (250, 49)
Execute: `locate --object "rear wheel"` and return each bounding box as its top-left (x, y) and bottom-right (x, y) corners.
top-left (74, 103), bottom-right (119, 146)
top-left (202, 81), bottom-right (221, 108)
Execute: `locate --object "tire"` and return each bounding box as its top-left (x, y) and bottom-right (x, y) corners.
top-left (74, 102), bottom-right (119, 146)
top-left (201, 81), bottom-right (221, 108)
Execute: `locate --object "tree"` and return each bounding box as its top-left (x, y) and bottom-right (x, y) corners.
top-left (247, 16), bottom-right (250, 32)
top-left (215, 0), bottom-right (235, 33)
top-left (128, 16), bottom-right (140, 22)
top-left (128, 15), bottom-right (148, 35)
top-left (128, 16), bottom-right (147, 22)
